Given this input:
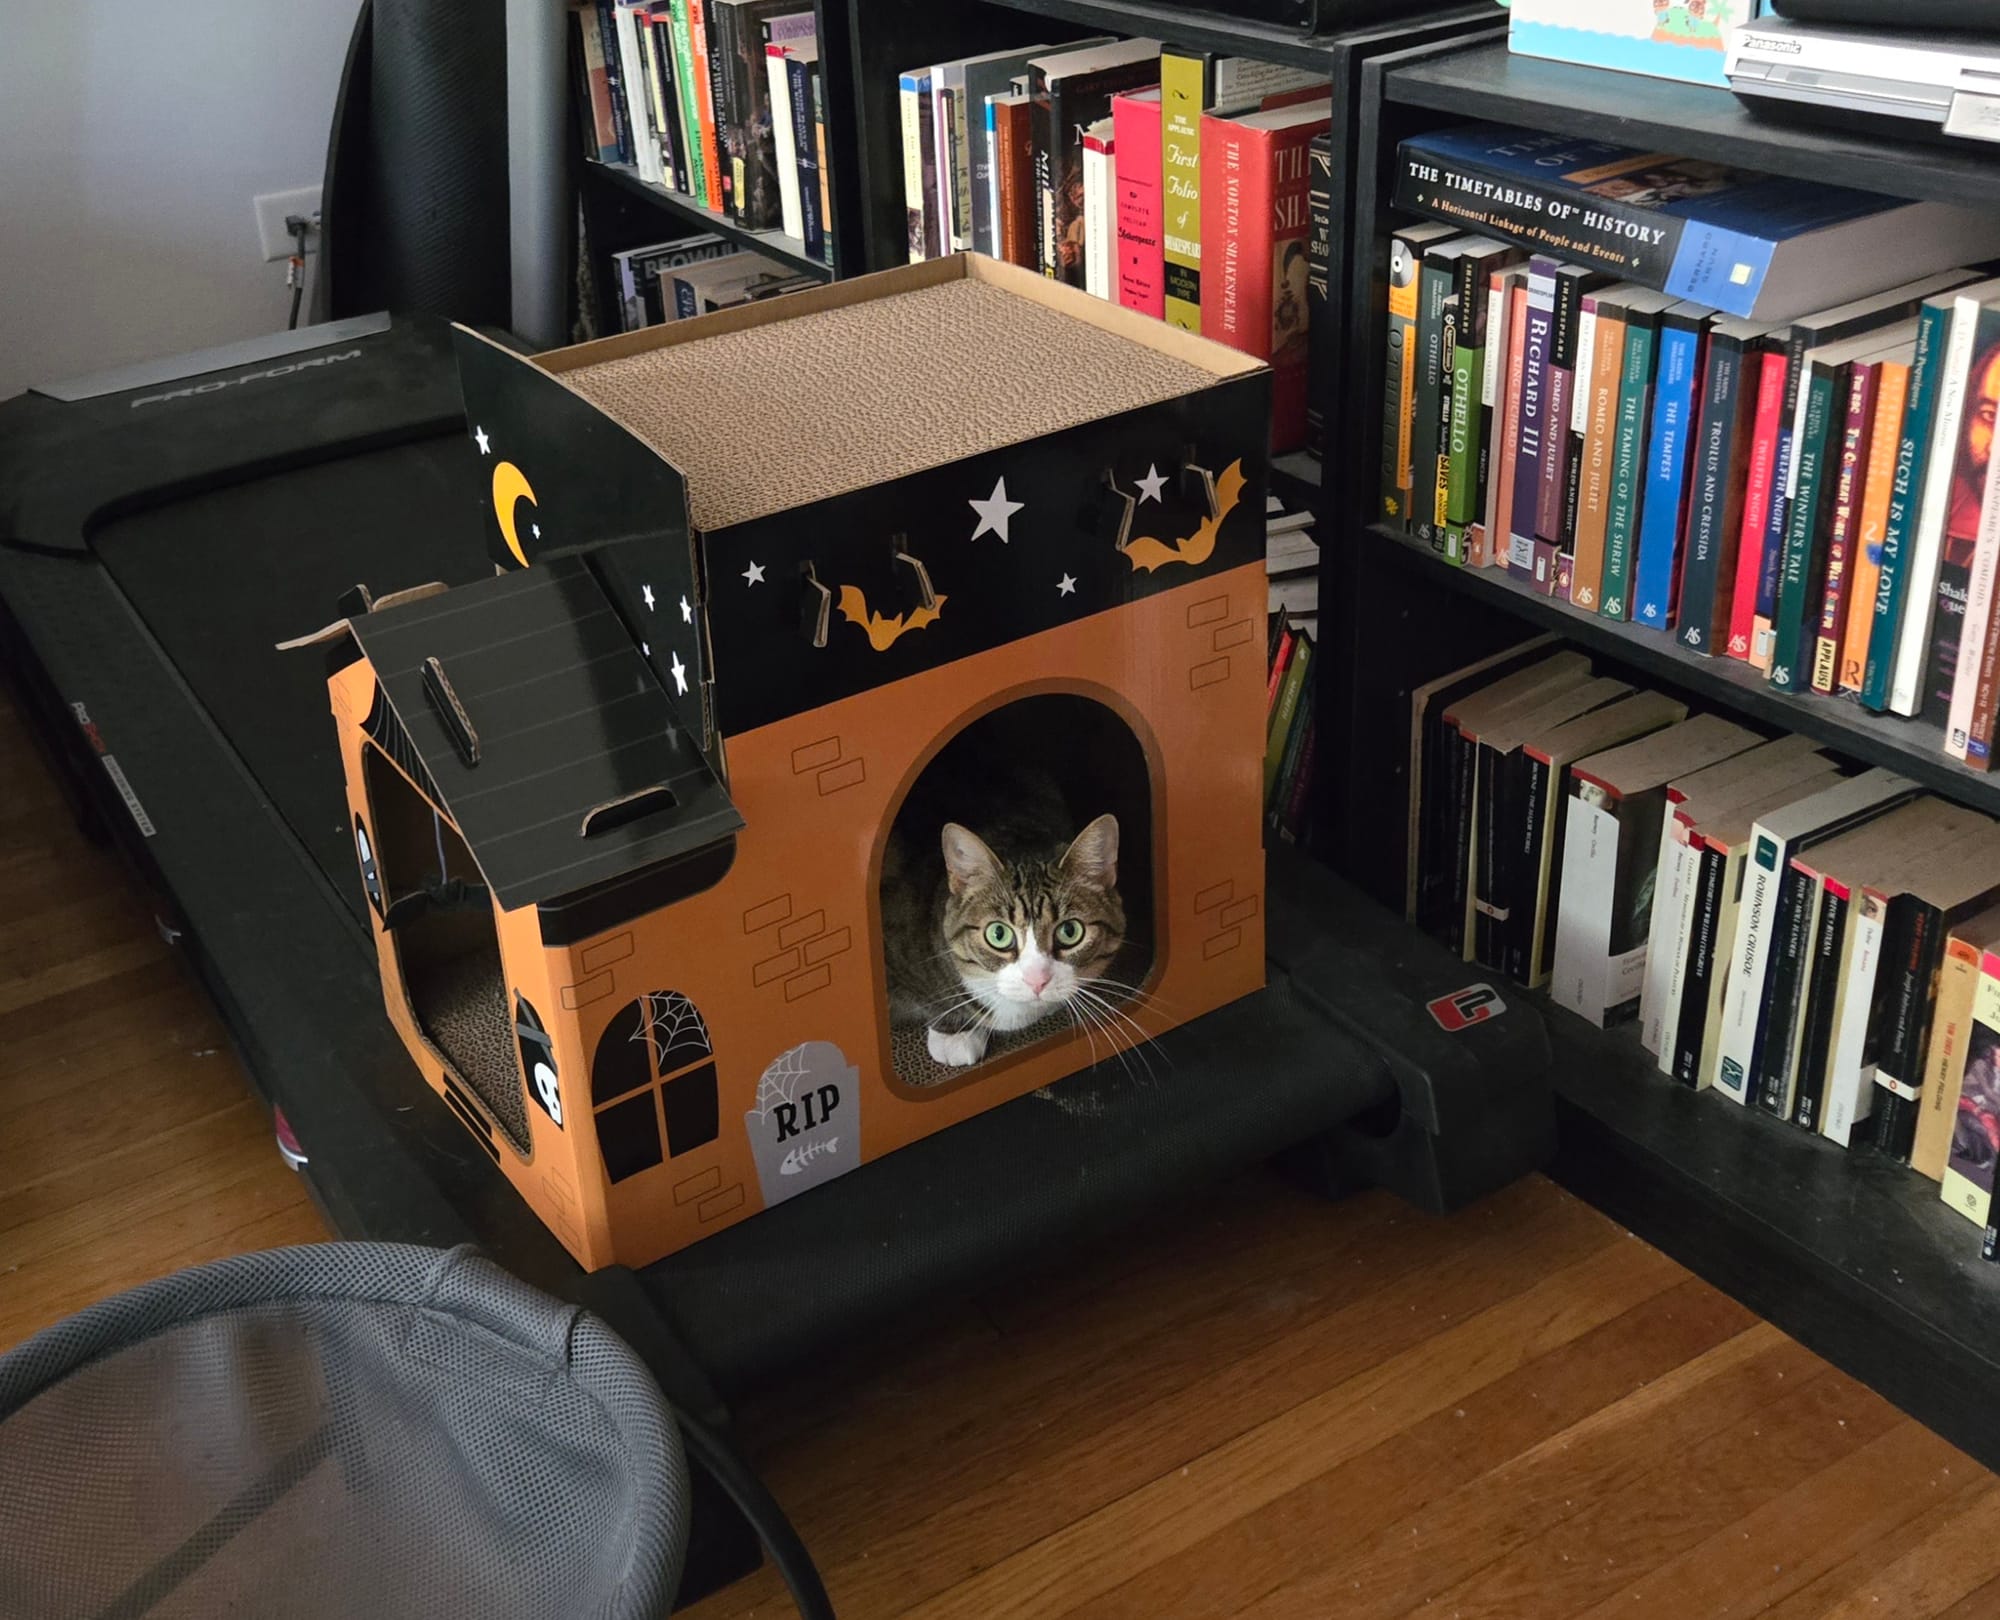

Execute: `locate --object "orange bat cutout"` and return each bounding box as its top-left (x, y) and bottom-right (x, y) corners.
top-left (1121, 458), bottom-right (1247, 574)
top-left (837, 585), bottom-right (948, 651)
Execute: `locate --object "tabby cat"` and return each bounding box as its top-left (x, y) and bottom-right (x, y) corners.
top-left (882, 768), bottom-right (1126, 1069)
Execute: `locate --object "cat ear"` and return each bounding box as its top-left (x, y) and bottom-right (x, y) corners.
top-left (1062, 814), bottom-right (1119, 889)
top-left (941, 823), bottom-right (1002, 895)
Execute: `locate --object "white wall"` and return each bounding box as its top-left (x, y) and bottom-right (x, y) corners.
top-left (0, 1), bottom-right (364, 397)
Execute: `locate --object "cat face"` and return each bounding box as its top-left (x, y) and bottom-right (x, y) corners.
top-left (939, 814), bottom-right (1124, 1033)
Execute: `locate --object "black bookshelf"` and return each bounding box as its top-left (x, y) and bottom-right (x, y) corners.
top-left (1321, 29), bottom-right (2000, 1474)
top-left (1385, 39), bottom-right (2000, 214)
top-left (1366, 523), bottom-right (2000, 818)
top-left (581, 159), bottom-right (835, 280)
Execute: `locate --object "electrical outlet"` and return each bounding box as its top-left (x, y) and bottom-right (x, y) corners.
top-left (254, 186), bottom-right (322, 262)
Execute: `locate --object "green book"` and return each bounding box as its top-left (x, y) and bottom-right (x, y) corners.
top-left (1862, 300), bottom-right (1951, 709)
top-left (1411, 244), bottom-right (1462, 555)
top-left (1600, 300), bottom-right (1665, 620)
top-left (666, 1), bottom-right (709, 207)
top-left (1160, 49), bottom-right (1211, 333)
top-left (1265, 633), bottom-right (1312, 801)
top-left (1769, 363), bottom-right (1843, 693)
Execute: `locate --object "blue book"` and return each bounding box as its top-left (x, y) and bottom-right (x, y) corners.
top-left (1631, 305), bottom-right (1712, 629)
top-left (1509, 257), bottom-right (1558, 581)
top-left (1392, 124), bottom-right (2000, 321)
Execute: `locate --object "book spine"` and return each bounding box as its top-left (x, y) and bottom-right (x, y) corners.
top-left (1264, 637), bottom-right (1311, 804)
top-left (950, 80), bottom-right (976, 255)
top-left (1199, 114), bottom-right (1260, 350)
top-left (1159, 50), bottom-right (1208, 333)
top-left (1867, 306), bottom-right (1949, 709)
top-left (1549, 787), bottom-right (1623, 1029)
top-left (1447, 724), bottom-right (1479, 958)
top-left (1672, 841), bottom-right (1727, 1086)
top-left (1082, 128), bottom-right (1112, 299)
top-left (685, 0), bottom-right (723, 210)
top-left (1510, 262), bottom-right (1556, 578)
top-left (995, 98), bottom-right (1033, 270)
top-left (1270, 666), bottom-right (1317, 823)
top-left (1753, 867), bottom-right (1814, 1117)
top-left (1501, 751), bottom-right (1550, 985)
top-left (1414, 253), bottom-right (1457, 555)
top-left (1872, 899), bottom-right (1943, 1162)
top-left (1446, 254), bottom-right (1490, 532)
top-left (643, 16), bottom-right (681, 189)
top-left (577, 8), bottom-right (621, 161)
top-left (1031, 74), bottom-right (1057, 278)
top-left (1715, 824), bottom-right (1786, 1107)
top-left (1769, 364), bottom-right (1841, 694)
top-left (612, 4), bottom-right (661, 185)
top-left (1280, 704), bottom-right (1318, 843)
top-left (1791, 880), bottom-right (1849, 1132)
top-left (1892, 300), bottom-right (1981, 716)
top-left (1640, 814), bottom-right (1692, 1057)
top-left (812, 64), bottom-right (834, 268)
top-left (1914, 938), bottom-right (1983, 1179)
top-left (1811, 360), bottom-right (1881, 695)
top-left (1730, 349), bottom-right (1787, 661)
top-left (1114, 94), bottom-right (1164, 320)
top-left (1393, 141), bottom-right (1685, 288)
top-left (1821, 889), bottom-right (1887, 1147)
top-left (901, 73), bottom-right (928, 261)
top-left (768, 47), bottom-right (802, 240)
top-left (1540, 269), bottom-right (1590, 563)
top-left (1961, 440), bottom-right (2000, 764)
top-left (982, 93), bottom-right (1002, 259)
top-left (1841, 359), bottom-right (1910, 693)
top-left (1676, 332), bottom-right (1746, 655)
top-left (1632, 314), bottom-right (1705, 631)
top-left (787, 56), bottom-right (823, 261)
top-left (1435, 298), bottom-right (1462, 562)
top-left (1942, 954), bottom-right (2000, 1226)
top-left (1600, 314), bottom-right (1656, 620)
top-left (594, 0), bottom-right (635, 163)
top-left (664, 6), bottom-right (701, 198)
top-left (1490, 284), bottom-right (1529, 570)
top-left (1306, 135), bottom-right (1332, 460)
top-left (1381, 231), bottom-right (1427, 526)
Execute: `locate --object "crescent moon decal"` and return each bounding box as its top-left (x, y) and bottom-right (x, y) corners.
top-left (492, 460), bottom-right (538, 568)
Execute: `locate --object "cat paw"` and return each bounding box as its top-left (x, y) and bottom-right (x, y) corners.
top-left (927, 1025), bottom-right (989, 1067)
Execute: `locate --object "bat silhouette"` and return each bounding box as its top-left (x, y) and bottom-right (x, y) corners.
top-left (837, 585), bottom-right (947, 651)
top-left (1121, 458), bottom-right (1247, 574)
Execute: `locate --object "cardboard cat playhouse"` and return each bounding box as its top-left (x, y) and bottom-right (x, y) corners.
top-left (320, 255), bottom-right (1272, 1270)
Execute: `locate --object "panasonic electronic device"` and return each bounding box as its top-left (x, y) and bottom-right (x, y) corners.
top-left (1727, 18), bottom-right (2000, 146)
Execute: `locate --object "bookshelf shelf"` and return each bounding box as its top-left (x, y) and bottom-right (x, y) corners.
top-left (928, 0), bottom-right (1353, 73)
top-left (1540, 991), bottom-right (2000, 1470)
top-left (1382, 40), bottom-right (2000, 214)
top-left (1363, 521), bottom-right (2000, 816)
top-left (582, 160), bottom-right (834, 282)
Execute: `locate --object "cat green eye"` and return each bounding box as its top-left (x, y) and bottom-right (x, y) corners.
top-left (983, 921), bottom-right (1017, 952)
top-left (1054, 918), bottom-right (1086, 948)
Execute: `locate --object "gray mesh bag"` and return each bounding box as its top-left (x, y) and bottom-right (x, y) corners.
top-left (0, 1243), bottom-right (689, 1620)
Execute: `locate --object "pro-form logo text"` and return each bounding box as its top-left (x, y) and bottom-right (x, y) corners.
top-left (131, 349), bottom-right (363, 409)
top-left (1428, 984), bottom-right (1505, 1032)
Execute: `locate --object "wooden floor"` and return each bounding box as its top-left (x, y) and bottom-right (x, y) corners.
top-left (5, 684), bottom-right (2000, 1619)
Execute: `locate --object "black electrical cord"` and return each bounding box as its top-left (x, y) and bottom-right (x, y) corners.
top-left (286, 215), bottom-right (313, 330)
top-left (675, 1408), bottom-right (836, 1620)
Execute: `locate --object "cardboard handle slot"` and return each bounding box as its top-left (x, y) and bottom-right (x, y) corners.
top-left (581, 785), bottom-right (680, 838)
top-left (422, 656), bottom-right (480, 767)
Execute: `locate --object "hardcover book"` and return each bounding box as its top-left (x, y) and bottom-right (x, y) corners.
top-left (899, 67), bottom-right (939, 262)
top-left (1028, 38), bottom-right (1163, 288)
top-left (715, 0), bottom-right (813, 231)
top-left (1942, 953), bottom-right (2000, 1228)
top-left (989, 92), bottom-right (1035, 269)
top-left (1113, 90), bottom-right (1164, 319)
top-left (1198, 98), bottom-right (1332, 454)
top-left (1393, 125), bottom-right (2000, 322)
top-left (1082, 117), bottom-right (1115, 300)
top-left (1912, 904), bottom-right (2000, 1182)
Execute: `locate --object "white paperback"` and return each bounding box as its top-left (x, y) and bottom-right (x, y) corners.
top-left (1712, 768), bottom-right (1917, 1106)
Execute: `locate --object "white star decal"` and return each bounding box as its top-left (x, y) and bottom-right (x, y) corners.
top-left (968, 477), bottom-right (1023, 543)
top-left (680, 595), bottom-right (692, 624)
top-left (531, 523), bottom-right (540, 539)
top-left (642, 641), bottom-right (651, 657)
top-left (1135, 464), bottom-right (1167, 504)
top-left (1057, 573), bottom-right (1077, 597)
top-left (642, 584), bottom-right (656, 611)
top-left (473, 425), bottom-right (490, 455)
top-left (743, 560), bottom-right (766, 586)
top-left (669, 649), bottom-right (688, 695)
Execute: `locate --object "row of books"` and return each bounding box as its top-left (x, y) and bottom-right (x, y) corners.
top-left (607, 235), bottom-right (813, 332)
top-left (896, 38), bottom-right (1332, 451)
top-left (1265, 612), bottom-right (1315, 847)
top-left (1412, 640), bottom-right (2000, 1255)
top-left (1382, 122), bottom-right (2000, 760)
top-left (568, 0), bottom-right (836, 262)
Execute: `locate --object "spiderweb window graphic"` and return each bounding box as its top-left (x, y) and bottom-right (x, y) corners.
top-left (592, 989), bottom-right (720, 1180)
top-left (644, 992), bottom-right (712, 1070)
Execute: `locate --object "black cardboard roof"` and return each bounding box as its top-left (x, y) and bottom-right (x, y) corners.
top-left (350, 555), bottom-right (741, 912)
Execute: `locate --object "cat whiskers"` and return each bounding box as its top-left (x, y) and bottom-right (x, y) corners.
top-left (1065, 985), bottom-right (1164, 1086)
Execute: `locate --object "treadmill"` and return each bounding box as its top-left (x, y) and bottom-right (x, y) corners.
top-left (0, 312), bottom-right (1553, 1601)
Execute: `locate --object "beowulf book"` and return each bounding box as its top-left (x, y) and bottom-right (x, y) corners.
top-left (1391, 124), bottom-right (2000, 322)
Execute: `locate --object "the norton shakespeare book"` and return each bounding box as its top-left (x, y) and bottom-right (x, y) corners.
top-left (1391, 123), bottom-right (2000, 322)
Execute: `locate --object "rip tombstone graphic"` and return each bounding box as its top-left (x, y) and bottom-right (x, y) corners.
top-left (747, 1042), bottom-right (860, 1206)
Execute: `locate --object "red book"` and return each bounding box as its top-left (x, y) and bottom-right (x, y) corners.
top-left (1112, 90), bottom-right (1163, 319)
top-left (1198, 97), bottom-right (1332, 453)
top-left (1268, 626), bottom-right (1296, 716)
top-left (1727, 348), bottom-right (1789, 661)
top-left (1811, 358), bottom-right (1885, 694)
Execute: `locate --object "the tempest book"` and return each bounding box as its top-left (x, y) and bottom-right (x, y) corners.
top-left (1630, 302), bottom-right (1712, 632)
top-left (1550, 714), bottom-right (1759, 1028)
top-left (1600, 289), bottom-right (1681, 620)
top-left (1391, 124), bottom-right (2000, 322)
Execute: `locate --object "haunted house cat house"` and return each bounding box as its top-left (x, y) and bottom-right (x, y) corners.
top-left (323, 254), bottom-right (1274, 1269)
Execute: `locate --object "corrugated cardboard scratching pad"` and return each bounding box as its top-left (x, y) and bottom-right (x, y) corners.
top-left (563, 279), bottom-right (1223, 531)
